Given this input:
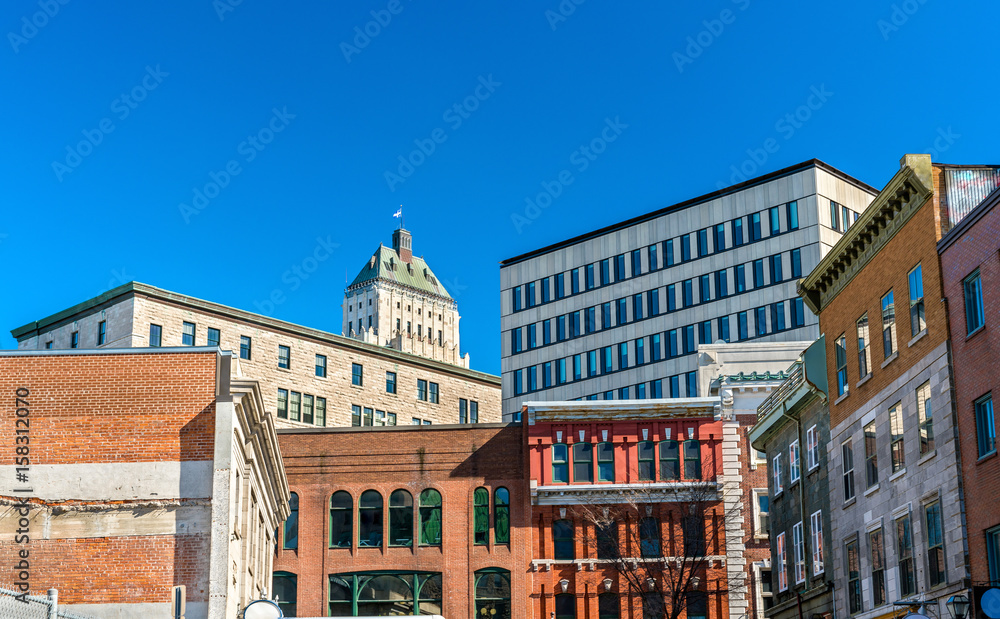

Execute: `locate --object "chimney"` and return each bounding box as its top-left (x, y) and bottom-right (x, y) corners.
top-left (392, 228), bottom-right (413, 264)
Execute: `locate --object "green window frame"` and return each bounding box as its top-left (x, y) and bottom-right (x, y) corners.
top-left (639, 517), bottom-right (660, 557)
top-left (475, 569), bottom-right (511, 619)
top-left (573, 442), bottom-right (593, 483)
top-left (329, 491), bottom-right (352, 548)
top-left (273, 571), bottom-right (297, 617)
top-left (329, 572), bottom-right (442, 617)
top-left (358, 490), bottom-right (383, 548)
top-left (474, 487), bottom-right (489, 545)
top-left (419, 489), bottom-right (442, 546)
top-left (596, 521), bottom-right (618, 560)
top-left (637, 441), bottom-right (655, 481)
top-left (659, 439), bottom-right (679, 480)
top-left (494, 487), bottom-right (510, 544)
top-left (553, 519), bottom-right (574, 560)
top-left (555, 593), bottom-right (576, 619)
top-left (283, 492), bottom-right (298, 549)
top-left (925, 500), bottom-right (945, 587)
top-left (597, 442), bottom-right (615, 482)
top-left (975, 394), bottom-right (996, 458)
top-left (388, 489), bottom-right (413, 547)
top-left (552, 443), bottom-right (569, 483)
top-left (896, 514), bottom-right (915, 597)
top-left (684, 439), bottom-right (701, 480)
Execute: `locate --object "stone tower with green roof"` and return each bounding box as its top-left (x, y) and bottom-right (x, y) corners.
top-left (342, 228), bottom-right (469, 368)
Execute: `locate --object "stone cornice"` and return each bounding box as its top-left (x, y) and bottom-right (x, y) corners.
top-left (531, 481), bottom-right (721, 505)
top-left (526, 398), bottom-right (719, 425)
top-left (799, 154), bottom-right (934, 314)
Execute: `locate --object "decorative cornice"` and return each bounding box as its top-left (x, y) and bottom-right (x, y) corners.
top-left (525, 398), bottom-right (719, 425)
top-left (800, 154), bottom-right (934, 314)
top-left (531, 481), bottom-right (721, 505)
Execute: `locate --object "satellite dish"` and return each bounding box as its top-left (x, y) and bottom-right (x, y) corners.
top-left (243, 599), bottom-right (282, 619)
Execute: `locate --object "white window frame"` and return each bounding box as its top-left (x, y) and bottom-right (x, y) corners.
top-left (776, 532), bottom-right (788, 592)
top-left (789, 440), bottom-right (801, 483)
top-left (793, 521), bottom-right (806, 584)
top-left (810, 510), bottom-right (824, 575)
top-left (806, 425), bottom-right (819, 470)
top-left (752, 488), bottom-right (769, 539)
top-left (773, 453), bottom-right (783, 495)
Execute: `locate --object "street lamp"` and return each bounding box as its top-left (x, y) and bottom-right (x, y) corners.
top-left (947, 595), bottom-right (970, 619)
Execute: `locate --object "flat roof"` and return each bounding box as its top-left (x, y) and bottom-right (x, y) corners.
top-left (277, 422), bottom-right (518, 435)
top-left (10, 282), bottom-right (500, 386)
top-left (500, 158), bottom-right (878, 266)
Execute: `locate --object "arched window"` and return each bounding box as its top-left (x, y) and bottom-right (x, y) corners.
top-left (419, 489), bottom-right (442, 546)
top-left (553, 519), bottom-right (575, 560)
top-left (596, 521), bottom-right (618, 560)
top-left (638, 441), bottom-right (655, 481)
top-left (474, 487), bottom-right (490, 545)
top-left (552, 443), bottom-right (569, 483)
top-left (475, 568), bottom-right (511, 619)
top-left (389, 489), bottom-right (413, 547)
top-left (642, 593), bottom-right (665, 619)
top-left (273, 571), bottom-right (297, 617)
top-left (329, 491), bottom-right (352, 548)
top-left (283, 492), bottom-right (298, 549)
top-left (573, 442), bottom-right (593, 483)
top-left (639, 517), bottom-right (660, 557)
top-left (329, 572), bottom-right (441, 617)
top-left (597, 442), bottom-right (615, 482)
top-left (659, 440), bottom-right (679, 481)
top-left (598, 592), bottom-right (620, 619)
top-left (555, 593), bottom-right (576, 619)
top-left (494, 487), bottom-right (510, 544)
top-left (684, 439), bottom-right (702, 480)
top-left (358, 490), bottom-right (383, 547)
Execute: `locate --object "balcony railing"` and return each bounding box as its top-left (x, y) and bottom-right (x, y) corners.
top-left (756, 361), bottom-right (803, 421)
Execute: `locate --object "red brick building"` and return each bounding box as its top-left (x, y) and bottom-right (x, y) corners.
top-left (524, 399), bottom-right (732, 619)
top-left (0, 348), bottom-right (289, 619)
top-left (273, 422), bottom-right (530, 617)
top-left (938, 182), bottom-right (1000, 594)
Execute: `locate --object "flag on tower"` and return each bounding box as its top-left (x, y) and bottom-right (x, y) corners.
top-left (392, 207), bottom-right (402, 218)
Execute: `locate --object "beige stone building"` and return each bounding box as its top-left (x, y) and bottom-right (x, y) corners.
top-left (11, 281), bottom-right (501, 429)
top-left (343, 227), bottom-right (469, 368)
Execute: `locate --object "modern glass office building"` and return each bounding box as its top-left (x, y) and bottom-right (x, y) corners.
top-left (499, 159), bottom-right (877, 420)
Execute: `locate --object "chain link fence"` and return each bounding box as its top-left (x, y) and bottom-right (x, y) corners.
top-left (0, 587), bottom-right (96, 619)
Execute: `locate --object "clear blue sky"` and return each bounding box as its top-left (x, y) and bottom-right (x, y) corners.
top-left (1, 1), bottom-right (996, 374)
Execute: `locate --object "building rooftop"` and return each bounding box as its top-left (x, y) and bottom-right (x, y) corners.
top-left (348, 244), bottom-right (452, 300)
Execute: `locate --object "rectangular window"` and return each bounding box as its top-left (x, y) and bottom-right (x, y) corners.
top-left (511, 327), bottom-right (523, 353)
top-left (512, 285), bottom-right (522, 311)
top-left (738, 311), bottom-right (749, 341)
top-left (755, 306), bottom-right (767, 336)
top-left (918, 381), bottom-right (934, 454)
top-left (714, 222), bottom-right (726, 252)
top-left (351, 363), bottom-right (363, 386)
top-left (881, 291), bottom-right (897, 358)
top-left (772, 302), bottom-right (786, 332)
top-left (680, 235), bottom-right (691, 262)
top-left (773, 453), bottom-right (783, 495)
top-left (528, 365), bottom-right (537, 390)
top-left (698, 320), bottom-right (712, 345)
top-left (277, 389), bottom-right (288, 419)
top-left (909, 264), bottom-right (926, 336)
top-left (925, 500), bottom-right (945, 587)
top-left (776, 532), bottom-right (788, 592)
top-left (718, 316), bottom-right (730, 342)
top-left (890, 403), bottom-right (904, 472)
top-left (572, 354), bottom-right (582, 381)
top-left (632, 248), bottom-right (642, 277)
top-left (557, 358), bottom-right (567, 384)
top-left (572, 268), bottom-right (581, 293)
top-left (791, 298), bottom-right (806, 328)
top-left (843, 205), bottom-right (852, 230)
top-left (793, 521), bottom-right (805, 584)
top-left (666, 284), bottom-right (676, 312)
top-left (240, 336), bottom-right (251, 360)
top-left (182, 322), bottom-right (195, 346)
top-left (556, 273), bottom-right (565, 299)
top-left (527, 281), bottom-right (537, 306)
top-left (864, 421), bottom-right (878, 488)
top-left (668, 375), bottom-right (680, 398)
top-left (847, 538), bottom-right (861, 614)
top-left (736, 264), bottom-right (746, 293)
top-left (965, 270), bottom-right (985, 334)
top-left (601, 302), bottom-right (611, 329)
top-left (986, 525), bottom-right (1000, 584)
top-left (278, 345), bottom-right (290, 369)
top-left (699, 274), bottom-right (711, 303)
top-left (635, 338), bottom-right (645, 365)
top-left (206, 327), bottom-right (220, 347)
top-left (543, 361), bottom-right (552, 388)
top-left (603, 347), bottom-right (613, 373)
top-left (650, 378), bottom-right (662, 398)
top-left (585, 308), bottom-right (596, 334)
top-left (753, 259), bottom-right (765, 288)
top-left (682, 325), bottom-right (695, 354)
top-left (682, 279), bottom-right (693, 308)
top-left (651, 333), bottom-right (662, 362)
top-left (149, 324), bottom-right (162, 347)
top-left (587, 350), bottom-right (598, 377)
top-left (810, 510), bottom-right (824, 575)
top-left (470, 400), bottom-right (478, 423)
top-left (633, 294), bottom-right (643, 321)
top-left (732, 217), bottom-right (745, 247)
top-left (697, 228), bottom-right (709, 257)
top-left (351, 404), bottom-right (361, 426)
top-left (870, 528), bottom-right (886, 607)
top-left (417, 379), bottom-right (428, 401)
top-left (789, 440), bottom-right (800, 483)
top-left (897, 514), bottom-right (916, 596)
top-left (787, 201), bottom-right (799, 230)
top-left (315, 397), bottom-right (326, 426)
top-left (750, 212), bottom-right (762, 241)
top-left (528, 323), bottom-right (538, 347)
top-left (585, 264), bottom-right (595, 290)
top-left (976, 394), bottom-right (997, 457)
top-left (835, 335), bottom-right (848, 396)
top-left (842, 440), bottom-right (856, 502)
top-left (790, 248), bottom-right (802, 279)
top-left (514, 370), bottom-right (523, 395)
top-left (557, 315), bottom-right (567, 341)
top-left (618, 342), bottom-right (629, 370)
top-left (770, 254), bottom-right (783, 283)
top-left (385, 371), bottom-right (396, 394)
top-left (302, 394), bottom-right (314, 425)
top-left (429, 382), bottom-right (439, 403)
top-left (616, 298), bottom-right (628, 325)
top-left (543, 319), bottom-right (552, 344)
top-left (715, 269), bottom-right (728, 298)
top-left (665, 239), bottom-right (675, 266)
top-left (289, 391), bottom-right (301, 422)
top-left (830, 200), bottom-right (840, 232)
top-left (686, 371), bottom-right (697, 397)
top-left (542, 277), bottom-right (551, 303)
top-left (614, 255), bottom-right (626, 281)
top-left (648, 289), bottom-right (660, 316)
top-left (753, 489), bottom-right (769, 536)
top-left (647, 246), bottom-right (658, 272)
top-left (769, 206), bottom-right (781, 235)
top-left (857, 314), bottom-right (871, 378)
top-left (667, 330), bottom-right (678, 358)
top-left (571, 311), bottom-right (582, 337)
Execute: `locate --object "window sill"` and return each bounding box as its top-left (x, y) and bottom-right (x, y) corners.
top-left (807, 465), bottom-right (820, 476)
top-left (790, 478), bottom-right (801, 489)
top-left (919, 449), bottom-right (937, 465)
top-left (842, 497), bottom-right (856, 509)
top-left (276, 366), bottom-right (291, 373)
top-left (978, 450), bottom-right (998, 465)
top-left (774, 489), bottom-right (784, 499)
top-left (888, 468), bottom-right (907, 482)
top-left (864, 484), bottom-right (880, 497)
top-left (880, 351), bottom-right (898, 369)
top-left (351, 383), bottom-right (363, 389)
top-left (907, 329), bottom-right (928, 348)
top-left (966, 325), bottom-right (986, 342)
top-left (857, 373), bottom-right (872, 388)
top-left (834, 392), bottom-right (850, 406)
